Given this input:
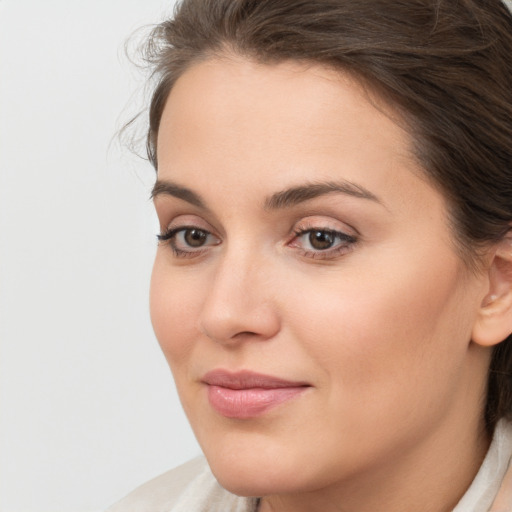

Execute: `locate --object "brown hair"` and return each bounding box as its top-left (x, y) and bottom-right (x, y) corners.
top-left (141, 0), bottom-right (512, 430)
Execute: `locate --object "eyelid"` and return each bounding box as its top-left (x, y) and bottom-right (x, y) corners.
top-left (291, 216), bottom-right (358, 238)
top-left (158, 213), bottom-right (216, 233)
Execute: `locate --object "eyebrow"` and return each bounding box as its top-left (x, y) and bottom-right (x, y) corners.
top-left (151, 180), bottom-right (206, 208)
top-left (151, 179), bottom-right (383, 210)
top-left (264, 180), bottom-right (382, 210)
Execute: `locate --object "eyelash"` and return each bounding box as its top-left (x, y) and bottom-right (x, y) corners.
top-left (157, 225), bottom-right (357, 260)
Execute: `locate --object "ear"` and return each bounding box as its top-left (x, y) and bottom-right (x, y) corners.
top-left (472, 233), bottom-right (512, 347)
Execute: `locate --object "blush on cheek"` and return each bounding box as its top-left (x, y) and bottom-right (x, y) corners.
top-left (152, 301), bottom-right (195, 357)
top-left (150, 268), bottom-right (197, 363)
top-left (288, 250), bottom-right (466, 396)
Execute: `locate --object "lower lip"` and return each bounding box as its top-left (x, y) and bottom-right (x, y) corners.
top-left (207, 385), bottom-right (308, 419)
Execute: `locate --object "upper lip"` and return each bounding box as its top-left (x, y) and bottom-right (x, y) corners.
top-left (202, 370), bottom-right (310, 390)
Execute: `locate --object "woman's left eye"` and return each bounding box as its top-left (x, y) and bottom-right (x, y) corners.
top-left (290, 228), bottom-right (357, 258)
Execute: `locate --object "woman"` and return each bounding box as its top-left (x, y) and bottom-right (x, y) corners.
top-left (108, 0), bottom-right (512, 510)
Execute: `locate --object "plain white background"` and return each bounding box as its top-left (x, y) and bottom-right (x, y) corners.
top-left (2, 1), bottom-right (512, 512)
top-left (0, 1), bottom-right (200, 511)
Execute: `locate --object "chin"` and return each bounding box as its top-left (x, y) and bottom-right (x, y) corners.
top-left (209, 458), bottom-right (295, 497)
top-left (202, 442), bottom-right (321, 497)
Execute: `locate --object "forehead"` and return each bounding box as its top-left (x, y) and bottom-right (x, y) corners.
top-left (159, 57), bottom-right (408, 154)
top-left (156, 56), bottom-right (434, 213)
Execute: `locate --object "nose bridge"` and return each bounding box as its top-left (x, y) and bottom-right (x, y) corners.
top-left (198, 240), bottom-right (279, 344)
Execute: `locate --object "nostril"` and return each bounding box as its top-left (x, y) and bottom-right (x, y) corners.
top-left (232, 331), bottom-right (260, 340)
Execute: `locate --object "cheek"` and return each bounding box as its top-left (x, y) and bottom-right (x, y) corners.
top-left (283, 249), bottom-right (473, 414)
top-left (149, 254), bottom-right (202, 370)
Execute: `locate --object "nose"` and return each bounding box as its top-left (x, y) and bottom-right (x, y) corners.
top-left (198, 251), bottom-right (281, 345)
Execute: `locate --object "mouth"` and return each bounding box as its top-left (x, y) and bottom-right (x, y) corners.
top-left (201, 369), bottom-right (311, 419)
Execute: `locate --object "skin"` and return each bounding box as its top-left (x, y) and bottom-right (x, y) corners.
top-left (150, 57), bottom-right (495, 512)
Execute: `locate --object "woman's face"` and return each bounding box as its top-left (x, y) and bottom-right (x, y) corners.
top-left (150, 58), bottom-right (490, 497)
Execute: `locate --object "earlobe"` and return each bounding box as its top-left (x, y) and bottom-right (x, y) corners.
top-left (472, 233), bottom-right (512, 347)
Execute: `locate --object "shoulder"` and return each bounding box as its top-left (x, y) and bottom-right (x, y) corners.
top-left (106, 456), bottom-right (210, 512)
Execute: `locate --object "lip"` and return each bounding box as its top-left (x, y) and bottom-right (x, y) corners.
top-left (202, 370), bottom-right (310, 419)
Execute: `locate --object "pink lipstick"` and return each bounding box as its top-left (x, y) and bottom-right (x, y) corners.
top-left (202, 370), bottom-right (310, 419)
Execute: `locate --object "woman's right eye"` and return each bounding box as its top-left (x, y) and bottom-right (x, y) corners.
top-left (157, 226), bottom-right (220, 257)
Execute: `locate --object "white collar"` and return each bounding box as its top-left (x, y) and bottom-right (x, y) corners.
top-left (454, 419), bottom-right (512, 512)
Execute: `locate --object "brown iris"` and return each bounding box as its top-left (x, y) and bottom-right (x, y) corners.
top-left (309, 230), bottom-right (335, 250)
top-left (184, 229), bottom-right (208, 247)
